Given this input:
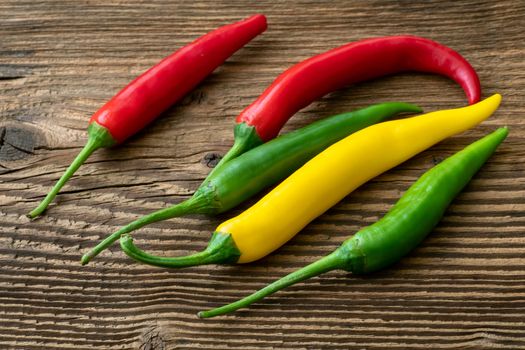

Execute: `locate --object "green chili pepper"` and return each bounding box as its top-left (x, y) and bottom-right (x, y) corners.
top-left (198, 127), bottom-right (508, 318)
top-left (81, 102), bottom-right (421, 264)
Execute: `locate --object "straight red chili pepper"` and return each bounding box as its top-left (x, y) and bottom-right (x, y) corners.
top-left (28, 14), bottom-right (267, 218)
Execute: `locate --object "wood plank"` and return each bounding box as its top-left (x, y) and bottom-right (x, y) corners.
top-left (1, 0), bottom-right (524, 349)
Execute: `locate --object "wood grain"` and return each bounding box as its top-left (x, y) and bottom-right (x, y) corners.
top-left (1, 0), bottom-right (524, 349)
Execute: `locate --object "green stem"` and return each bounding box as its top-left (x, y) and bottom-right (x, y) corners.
top-left (28, 139), bottom-right (98, 218)
top-left (28, 122), bottom-right (115, 219)
top-left (80, 196), bottom-right (204, 265)
top-left (198, 251), bottom-right (344, 318)
top-left (120, 231), bottom-right (241, 268)
top-left (205, 122), bottom-right (263, 180)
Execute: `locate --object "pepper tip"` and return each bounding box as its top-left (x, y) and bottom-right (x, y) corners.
top-left (80, 254), bottom-right (90, 265)
top-left (27, 207), bottom-right (43, 220)
top-left (490, 93), bottom-right (502, 104)
top-left (496, 126), bottom-right (509, 138)
top-left (120, 234), bottom-right (133, 244)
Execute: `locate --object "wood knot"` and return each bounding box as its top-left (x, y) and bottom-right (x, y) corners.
top-left (432, 155), bottom-right (444, 165)
top-left (0, 125), bottom-right (38, 161)
top-left (138, 325), bottom-right (166, 350)
top-left (202, 152), bottom-right (223, 168)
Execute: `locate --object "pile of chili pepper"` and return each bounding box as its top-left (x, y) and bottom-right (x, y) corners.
top-left (27, 14), bottom-right (507, 319)
top-left (82, 102), bottom-right (422, 263)
top-left (80, 29), bottom-right (483, 264)
top-left (119, 94), bottom-right (501, 267)
top-left (198, 127), bottom-right (508, 318)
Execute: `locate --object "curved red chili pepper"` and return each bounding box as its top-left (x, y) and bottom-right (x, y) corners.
top-left (92, 14), bottom-right (267, 143)
top-left (236, 35), bottom-right (481, 141)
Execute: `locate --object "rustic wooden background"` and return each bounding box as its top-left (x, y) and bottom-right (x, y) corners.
top-left (1, 0), bottom-right (524, 349)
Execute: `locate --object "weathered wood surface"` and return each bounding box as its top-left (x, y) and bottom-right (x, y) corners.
top-left (1, 0), bottom-right (524, 349)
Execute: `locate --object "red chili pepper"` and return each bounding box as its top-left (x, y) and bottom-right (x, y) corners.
top-left (28, 14), bottom-right (267, 218)
top-left (215, 35), bottom-right (482, 172)
top-left (93, 15), bottom-right (267, 143)
top-left (238, 35), bottom-right (481, 141)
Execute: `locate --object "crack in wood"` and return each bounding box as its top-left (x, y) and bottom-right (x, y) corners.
top-left (0, 127), bottom-right (6, 148)
top-left (0, 76), bottom-right (25, 81)
top-left (0, 63), bottom-right (33, 80)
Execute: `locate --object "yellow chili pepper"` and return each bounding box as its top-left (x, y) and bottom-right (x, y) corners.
top-left (120, 94), bottom-right (501, 267)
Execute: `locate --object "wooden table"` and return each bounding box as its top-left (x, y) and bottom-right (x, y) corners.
top-left (1, 1), bottom-right (524, 349)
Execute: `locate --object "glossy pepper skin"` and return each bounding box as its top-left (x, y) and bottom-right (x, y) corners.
top-left (81, 102), bottom-right (421, 264)
top-left (120, 94), bottom-right (501, 268)
top-left (198, 127), bottom-right (509, 318)
top-left (91, 14), bottom-right (267, 143)
top-left (27, 14), bottom-right (267, 218)
top-left (233, 35), bottom-right (481, 143)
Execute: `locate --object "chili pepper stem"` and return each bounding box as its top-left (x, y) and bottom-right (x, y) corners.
top-left (28, 122), bottom-right (115, 219)
top-left (120, 231), bottom-right (241, 268)
top-left (198, 250), bottom-right (345, 318)
top-left (80, 194), bottom-right (210, 265)
top-left (205, 122), bottom-right (263, 178)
